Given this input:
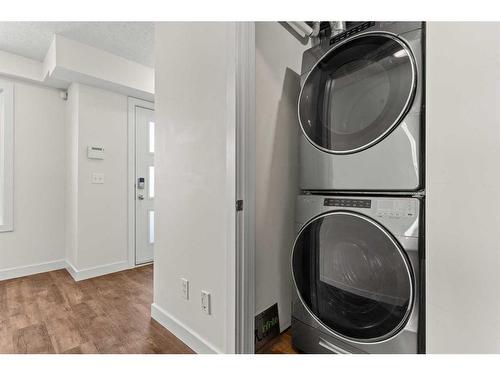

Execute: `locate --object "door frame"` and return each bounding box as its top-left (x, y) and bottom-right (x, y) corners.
top-left (127, 97), bottom-right (155, 268)
top-left (231, 22), bottom-right (256, 354)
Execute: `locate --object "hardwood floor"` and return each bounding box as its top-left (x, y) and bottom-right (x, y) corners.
top-left (0, 265), bottom-right (193, 354)
top-left (257, 329), bottom-right (299, 354)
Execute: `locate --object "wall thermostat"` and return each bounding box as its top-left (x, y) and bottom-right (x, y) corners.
top-left (87, 146), bottom-right (104, 160)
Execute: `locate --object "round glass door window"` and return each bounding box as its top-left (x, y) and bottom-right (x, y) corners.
top-left (292, 212), bottom-right (413, 342)
top-left (298, 33), bottom-right (416, 154)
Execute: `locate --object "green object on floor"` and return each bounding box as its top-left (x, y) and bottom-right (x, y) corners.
top-left (255, 303), bottom-right (280, 352)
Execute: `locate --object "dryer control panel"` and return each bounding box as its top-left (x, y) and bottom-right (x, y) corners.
top-left (324, 198), bottom-right (371, 209)
top-left (376, 199), bottom-right (416, 218)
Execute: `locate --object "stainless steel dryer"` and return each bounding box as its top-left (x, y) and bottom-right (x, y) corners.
top-left (291, 194), bottom-right (424, 353)
top-left (299, 22), bottom-right (424, 192)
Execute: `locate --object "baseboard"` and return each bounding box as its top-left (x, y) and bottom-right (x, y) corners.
top-left (64, 260), bottom-right (79, 281)
top-left (0, 259), bottom-right (131, 282)
top-left (65, 260), bottom-right (130, 281)
top-left (151, 303), bottom-right (222, 354)
top-left (0, 259), bottom-right (66, 281)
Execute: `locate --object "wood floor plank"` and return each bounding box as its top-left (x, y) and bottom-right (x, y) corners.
top-left (257, 329), bottom-right (299, 354)
top-left (62, 341), bottom-right (99, 354)
top-left (0, 317), bottom-right (15, 354)
top-left (0, 265), bottom-right (193, 354)
top-left (44, 314), bottom-right (86, 353)
top-left (12, 323), bottom-right (56, 354)
top-left (50, 269), bottom-right (86, 306)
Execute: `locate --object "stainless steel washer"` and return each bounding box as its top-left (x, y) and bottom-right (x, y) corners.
top-left (298, 22), bottom-right (424, 192)
top-left (291, 194), bottom-right (424, 353)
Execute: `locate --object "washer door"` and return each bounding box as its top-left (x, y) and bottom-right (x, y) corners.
top-left (298, 33), bottom-right (416, 154)
top-left (292, 212), bottom-right (413, 343)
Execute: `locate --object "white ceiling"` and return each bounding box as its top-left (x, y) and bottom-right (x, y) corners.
top-left (0, 22), bottom-right (154, 67)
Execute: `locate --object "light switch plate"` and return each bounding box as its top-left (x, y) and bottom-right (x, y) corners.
top-left (201, 290), bottom-right (211, 315)
top-left (91, 173), bottom-right (105, 184)
top-left (181, 278), bottom-right (189, 300)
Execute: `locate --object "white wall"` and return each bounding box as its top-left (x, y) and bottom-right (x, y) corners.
top-left (65, 83), bottom-right (79, 267)
top-left (76, 84), bottom-right (128, 269)
top-left (426, 22), bottom-right (500, 353)
top-left (65, 83), bottom-right (129, 275)
top-left (255, 22), bottom-right (308, 330)
top-left (0, 80), bottom-right (66, 276)
top-left (153, 22), bottom-right (235, 353)
top-left (52, 35), bottom-right (154, 100)
top-left (0, 78), bottom-right (132, 280)
top-left (0, 91), bottom-right (4, 223)
top-left (0, 50), bottom-right (42, 83)
top-left (0, 36), bottom-right (154, 100)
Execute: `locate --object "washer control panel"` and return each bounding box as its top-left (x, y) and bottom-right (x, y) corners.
top-left (376, 199), bottom-right (417, 218)
top-left (324, 198), bottom-right (371, 209)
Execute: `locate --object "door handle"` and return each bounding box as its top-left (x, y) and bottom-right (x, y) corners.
top-left (137, 194), bottom-right (144, 200)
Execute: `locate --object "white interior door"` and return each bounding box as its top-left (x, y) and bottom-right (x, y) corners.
top-left (135, 106), bottom-right (155, 265)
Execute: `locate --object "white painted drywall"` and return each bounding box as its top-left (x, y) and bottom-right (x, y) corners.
top-left (0, 80), bottom-right (66, 271)
top-left (0, 79), bottom-right (134, 280)
top-left (65, 83), bottom-right (79, 267)
top-left (426, 22), bottom-right (500, 353)
top-left (76, 84), bottom-right (129, 269)
top-left (0, 50), bottom-right (42, 83)
top-left (0, 35), bottom-right (154, 100)
top-left (52, 35), bottom-right (154, 100)
top-left (154, 22), bottom-right (235, 353)
top-left (65, 83), bottom-right (129, 272)
top-left (255, 22), bottom-right (309, 330)
top-left (0, 91), bottom-right (4, 225)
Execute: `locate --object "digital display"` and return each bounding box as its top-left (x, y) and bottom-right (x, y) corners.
top-left (324, 198), bottom-right (371, 208)
top-left (329, 22), bottom-right (375, 45)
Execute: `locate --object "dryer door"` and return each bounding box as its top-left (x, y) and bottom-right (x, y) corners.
top-left (298, 33), bottom-right (416, 154)
top-left (292, 211), bottom-right (414, 343)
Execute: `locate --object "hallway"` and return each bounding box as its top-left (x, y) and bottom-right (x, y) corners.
top-left (0, 266), bottom-right (193, 354)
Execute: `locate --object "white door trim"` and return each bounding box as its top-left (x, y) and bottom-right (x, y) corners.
top-left (225, 22), bottom-right (237, 354)
top-left (236, 21), bottom-right (256, 354)
top-left (229, 22), bottom-right (256, 354)
top-left (127, 97), bottom-right (154, 268)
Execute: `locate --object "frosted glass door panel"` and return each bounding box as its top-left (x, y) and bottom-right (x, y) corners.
top-left (135, 106), bottom-right (155, 264)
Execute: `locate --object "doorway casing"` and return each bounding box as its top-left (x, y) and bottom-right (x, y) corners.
top-left (233, 21), bottom-right (256, 354)
top-left (127, 97), bottom-right (155, 268)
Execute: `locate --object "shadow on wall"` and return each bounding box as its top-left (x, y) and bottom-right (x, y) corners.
top-left (261, 67), bottom-right (302, 330)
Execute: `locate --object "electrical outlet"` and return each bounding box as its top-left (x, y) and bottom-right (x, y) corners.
top-left (181, 278), bottom-right (189, 300)
top-left (201, 290), bottom-right (211, 315)
top-left (91, 172), bottom-right (105, 184)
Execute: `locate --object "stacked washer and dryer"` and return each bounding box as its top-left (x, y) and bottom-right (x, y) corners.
top-left (291, 22), bottom-right (425, 354)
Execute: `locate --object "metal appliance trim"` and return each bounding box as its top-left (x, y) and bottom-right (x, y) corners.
top-left (301, 189), bottom-right (426, 197)
top-left (318, 338), bottom-right (351, 354)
